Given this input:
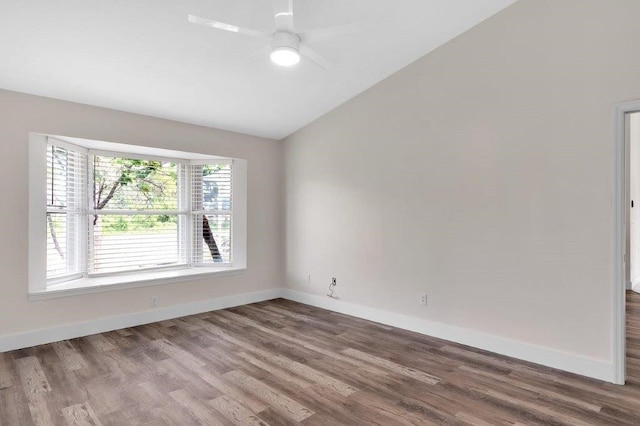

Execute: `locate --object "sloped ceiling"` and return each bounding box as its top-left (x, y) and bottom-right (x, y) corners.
top-left (0, 0), bottom-right (517, 139)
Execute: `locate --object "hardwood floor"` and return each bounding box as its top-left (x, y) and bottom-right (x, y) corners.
top-left (2, 294), bottom-right (640, 425)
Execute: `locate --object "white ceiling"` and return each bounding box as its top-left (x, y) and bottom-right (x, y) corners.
top-left (0, 0), bottom-right (516, 140)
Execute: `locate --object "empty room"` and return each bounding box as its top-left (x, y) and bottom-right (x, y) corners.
top-left (2, 0), bottom-right (640, 424)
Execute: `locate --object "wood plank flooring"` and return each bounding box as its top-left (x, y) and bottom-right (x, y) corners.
top-left (1, 293), bottom-right (640, 425)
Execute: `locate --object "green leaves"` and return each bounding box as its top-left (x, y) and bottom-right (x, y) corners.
top-left (115, 159), bottom-right (162, 188)
top-left (94, 156), bottom-right (177, 211)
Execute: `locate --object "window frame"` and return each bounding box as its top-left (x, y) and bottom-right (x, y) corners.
top-left (29, 133), bottom-right (247, 298)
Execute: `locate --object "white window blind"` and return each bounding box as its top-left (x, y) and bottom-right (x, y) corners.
top-left (191, 162), bottom-right (232, 264)
top-left (46, 142), bottom-right (87, 279)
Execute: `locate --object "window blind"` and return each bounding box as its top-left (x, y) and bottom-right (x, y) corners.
top-left (46, 142), bottom-right (87, 279)
top-left (191, 162), bottom-right (232, 264)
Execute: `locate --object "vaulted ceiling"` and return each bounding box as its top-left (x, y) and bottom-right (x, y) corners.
top-left (0, 0), bottom-right (516, 139)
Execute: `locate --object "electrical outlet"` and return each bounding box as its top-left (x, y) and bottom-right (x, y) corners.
top-left (151, 296), bottom-right (158, 307)
top-left (420, 294), bottom-right (427, 305)
top-left (306, 274), bottom-right (311, 284)
top-left (327, 277), bottom-right (338, 298)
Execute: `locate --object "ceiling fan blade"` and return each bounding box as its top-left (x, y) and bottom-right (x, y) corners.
top-left (300, 46), bottom-right (330, 70)
top-left (237, 46), bottom-right (270, 67)
top-left (299, 20), bottom-right (374, 44)
top-left (187, 14), bottom-right (268, 39)
top-left (272, 0), bottom-right (294, 31)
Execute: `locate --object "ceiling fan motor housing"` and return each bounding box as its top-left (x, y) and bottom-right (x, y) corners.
top-left (272, 31), bottom-right (301, 53)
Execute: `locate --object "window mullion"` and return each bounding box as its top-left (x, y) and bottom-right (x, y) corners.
top-left (179, 164), bottom-right (193, 266)
top-left (71, 150), bottom-right (88, 277)
top-left (192, 210), bottom-right (233, 215)
top-left (86, 153), bottom-right (95, 275)
top-left (87, 209), bottom-right (186, 215)
top-left (191, 165), bottom-right (204, 265)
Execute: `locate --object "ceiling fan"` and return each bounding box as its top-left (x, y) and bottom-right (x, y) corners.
top-left (188, 0), bottom-right (366, 69)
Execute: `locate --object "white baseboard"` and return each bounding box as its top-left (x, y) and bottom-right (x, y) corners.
top-left (281, 289), bottom-right (615, 383)
top-left (0, 287), bottom-right (615, 383)
top-left (0, 288), bottom-right (282, 353)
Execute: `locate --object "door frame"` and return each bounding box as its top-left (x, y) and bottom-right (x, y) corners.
top-left (613, 100), bottom-right (640, 385)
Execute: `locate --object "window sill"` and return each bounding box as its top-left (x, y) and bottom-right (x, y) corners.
top-left (28, 266), bottom-right (247, 301)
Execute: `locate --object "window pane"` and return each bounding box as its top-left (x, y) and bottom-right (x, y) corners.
top-left (47, 144), bottom-right (86, 209)
top-left (91, 215), bottom-right (182, 273)
top-left (47, 145), bottom-right (68, 208)
top-left (194, 214), bottom-right (231, 264)
top-left (93, 155), bottom-right (178, 210)
top-left (46, 212), bottom-right (68, 277)
top-left (46, 212), bottom-right (83, 278)
top-left (192, 164), bottom-right (232, 212)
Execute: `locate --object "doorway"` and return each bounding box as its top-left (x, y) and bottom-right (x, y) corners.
top-left (613, 101), bottom-right (640, 385)
top-left (626, 111), bottom-right (640, 386)
top-left (628, 112), bottom-right (640, 292)
top-left (614, 101), bottom-right (640, 384)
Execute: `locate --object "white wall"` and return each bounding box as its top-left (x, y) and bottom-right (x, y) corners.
top-left (284, 0), bottom-right (640, 363)
top-left (0, 89), bottom-right (283, 337)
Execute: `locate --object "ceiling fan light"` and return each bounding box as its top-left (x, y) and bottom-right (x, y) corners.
top-left (270, 47), bottom-right (300, 67)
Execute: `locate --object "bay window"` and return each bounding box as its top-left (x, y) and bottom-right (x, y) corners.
top-left (30, 134), bottom-right (247, 297)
